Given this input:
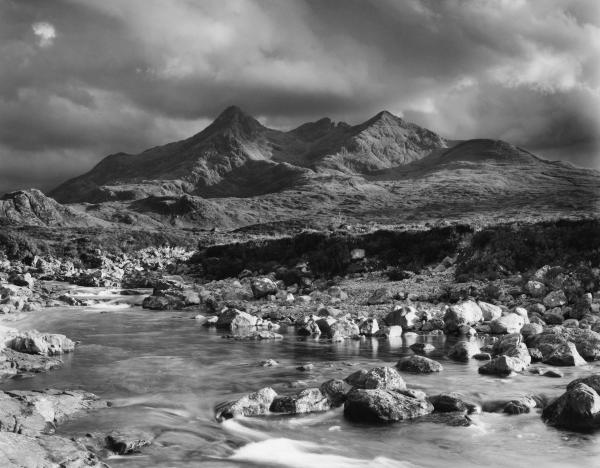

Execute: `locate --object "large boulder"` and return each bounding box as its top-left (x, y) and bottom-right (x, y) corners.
top-left (478, 301), bottom-right (502, 321)
top-left (345, 366), bottom-right (406, 391)
top-left (2, 329), bottom-right (74, 356)
top-left (429, 393), bottom-right (477, 413)
top-left (396, 356), bottom-right (443, 374)
top-left (543, 342), bottom-right (587, 366)
top-left (527, 327), bottom-right (600, 361)
top-left (385, 305), bottom-right (419, 330)
top-left (8, 272), bottom-right (34, 289)
top-left (359, 318), bottom-right (379, 336)
top-left (443, 301), bottom-right (483, 332)
top-left (344, 388), bottom-right (434, 423)
top-left (216, 309), bottom-right (258, 330)
top-left (525, 280), bottom-right (546, 298)
top-left (542, 382), bottom-right (600, 431)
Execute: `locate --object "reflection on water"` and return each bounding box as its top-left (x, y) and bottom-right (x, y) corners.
top-left (2, 300), bottom-right (600, 468)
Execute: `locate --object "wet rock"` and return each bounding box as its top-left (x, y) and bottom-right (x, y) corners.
top-left (448, 340), bottom-right (480, 361)
top-left (297, 318), bottom-right (321, 336)
top-left (270, 388), bottom-right (331, 414)
top-left (542, 382), bottom-right (600, 431)
top-left (503, 396), bottom-right (537, 415)
top-left (385, 305), bottom-right (419, 330)
top-left (327, 286), bottom-right (348, 300)
top-left (566, 374), bottom-right (600, 394)
top-left (141, 295), bottom-right (172, 310)
top-left (223, 330), bottom-right (283, 340)
top-left (375, 325), bottom-right (403, 339)
top-left (296, 363), bottom-right (314, 371)
top-left (344, 388), bottom-right (434, 423)
top-left (396, 355), bottom-right (443, 374)
top-left (543, 290), bottom-right (568, 308)
top-left (320, 379), bottom-right (351, 407)
top-left (105, 430), bottom-right (153, 455)
top-left (345, 366), bottom-right (406, 391)
top-left (0, 348), bottom-right (62, 375)
top-left (429, 393), bottom-right (477, 413)
top-left (329, 317), bottom-right (360, 341)
top-left (251, 278), bottom-right (278, 299)
top-left (2, 329), bottom-right (75, 356)
top-left (443, 301), bottom-right (483, 333)
top-left (478, 355), bottom-right (528, 375)
top-left (215, 387), bottom-right (277, 420)
top-left (521, 323), bottom-right (543, 338)
top-left (259, 359), bottom-right (279, 367)
top-left (359, 318), bottom-right (379, 336)
top-left (8, 272), bottom-right (34, 289)
top-left (543, 369), bottom-right (564, 378)
top-left (216, 308), bottom-right (258, 330)
top-left (315, 316), bottom-right (336, 335)
top-left (473, 352), bottom-right (492, 360)
top-left (409, 342), bottom-right (435, 354)
top-left (490, 313), bottom-right (524, 334)
top-left (527, 327), bottom-right (600, 361)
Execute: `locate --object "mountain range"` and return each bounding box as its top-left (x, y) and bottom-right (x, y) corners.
top-left (2, 106), bottom-right (598, 229)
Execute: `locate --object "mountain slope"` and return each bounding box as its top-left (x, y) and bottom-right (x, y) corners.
top-left (49, 106), bottom-right (447, 203)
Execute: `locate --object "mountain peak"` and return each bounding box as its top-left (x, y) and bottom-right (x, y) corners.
top-left (206, 105), bottom-right (264, 137)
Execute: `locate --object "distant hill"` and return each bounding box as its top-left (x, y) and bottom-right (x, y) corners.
top-left (36, 106), bottom-right (600, 230)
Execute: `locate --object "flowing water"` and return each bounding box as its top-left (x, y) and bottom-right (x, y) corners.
top-left (2, 287), bottom-right (600, 468)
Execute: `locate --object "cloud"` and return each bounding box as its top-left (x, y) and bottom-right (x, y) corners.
top-left (32, 21), bottom-right (56, 47)
top-left (0, 0), bottom-right (598, 193)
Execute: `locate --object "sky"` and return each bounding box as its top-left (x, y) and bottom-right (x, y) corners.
top-left (0, 0), bottom-right (599, 193)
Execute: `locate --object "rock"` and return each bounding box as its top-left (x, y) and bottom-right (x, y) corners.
top-left (429, 393), bottom-right (477, 413)
top-left (317, 306), bottom-right (342, 318)
top-left (251, 278), bottom-right (278, 299)
top-left (521, 322), bottom-right (543, 338)
top-left (270, 388), bottom-right (331, 414)
top-left (296, 363), bottom-right (314, 371)
top-left (8, 272), bottom-right (34, 289)
top-left (141, 295), bottom-right (172, 310)
top-left (473, 352), bottom-right (492, 360)
top-left (490, 313), bottom-right (524, 334)
top-left (105, 430), bottom-right (153, 455)
top-left (223, 330), bottom-right (283, 341)
top-left (443, 301), bottom-right (483, 332)
top-left (327, 286), bottom-right (348, 300)
top-left (409, 342), bottom-right (435, 354)
top-left (525, 280), bottom-right (546, 298)
top-left (503, 396), bottom-right (537, 415)
top-left (3, 329), bottom-right (75, 356)
top-left (344, 388), bottom-right (434, 423)
top-left (350, 248), bottom-right (366, 260)
top-left (367, 288), bottom-right (393, 305)
top-left (448, 340), bottom-right (480, 361)
top-left (396, 355), bottom-right (442, 374)
top-left (478, 355), bottom-right (528, 375)
top-left (215, 387), bottom-right (277, 420)
top-left (527, 327), bottom-right (600, 361)
top-left (543, 342), bottom-right (587, 366)
top-left (0, 348), bottom-right (63, 375)
top-left (544, 309), bottom-right (564, 325)
top-left (384, 305), bottom-right (419, 330)
top-left (359, 318), bottom-right (379, 336)
top-left (478, 301), bottom-right (502, 321)
top-left (375, 325), bottom-right (403, 339)
top-left (542, 382), bottom-right (600, 431)
top-left (543, 369), bottom-right (564, 378)
top-left (329, 317), bottom-right (360, 341)
top-left (543, 290), bottom-right (568, 308)
top-left (345, 366), bottom-right (406, 391)
top-left (297, 319), bottom-right (321, 336)
top-left (216, 309), bottom-right (258, 330)
top-left (320, 379), bottom-right (350, 407)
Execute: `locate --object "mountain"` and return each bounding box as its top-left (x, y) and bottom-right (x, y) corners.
top-left (43, 106), bottom-right (600, 230)
top-left (0, 189), bottom-right (108, 227)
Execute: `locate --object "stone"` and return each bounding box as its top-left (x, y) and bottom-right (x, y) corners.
top-left (105, 431), bottom-right (153, 455)
top-left (344, 388), bottom-right (434, 423)
top-left (503, 396), bottom-right (537, 415)
top-left (350, 248), bottom-right (366, 260)
top-left (142, 295), bottom-right (172, 310)
top-left (215, 387), bottom-right (277, 420)
top-left (375, 325), bottom-right (403, 339)
top-left (521, 322), bottom-right (543, 338)
top-left (259, 359), bottom-right (279, 367)
top-left (478, 355), bottom-right (528, 375)
top-left (216, 309), bottom-right (258, 330)
top-left (396, 355), bottom-right (443, 374)
top-left (359, 318), bottom-right (379, 336)
top-left (525, 281), bottom-right (546, 298)
top-left (3, 329), bottom-right (75, 356)
top-left (473, 352), bottom-right (492, 360)
top-left (8, 272), bottom-right (34, 289)
top-left (368, 288), bottom-right (393, 305)
top-left (327, 286), bottom-right (348, 300)
top-left (251, 278), bottom-right (278, 299)
top-left (527, 327), bottom-right (600, 361)
top-left (478, 301), bottom-right (502, 321)
top-left (329, 317), bottom-right (360, 341)
top-left (448, 341), bottom-right (480, 361)
top-left (385, 305), bottom-right (419, 330)
top-left (490, 313), bottom-right (524, 334)
top-left (297, 319), bottom-right (321, 336)
top-left (429, 393), bottom-right (477, 413)
top-left (542, 382), bottom-right (600, 431)
top-left (345, 366), bottom-right (406, 391)
top-left (409, 342), bottom-right (435, 354)
top-left (320, 379), bottom-right (351, 407)
top-left (543, 342), bottom-right (587, 366)
top-left (543, 290), bottom-right (568, 308)
top-left (443, 301), bottom-right (483, 332)
top-left (270, 388), bottom-right (331, 414)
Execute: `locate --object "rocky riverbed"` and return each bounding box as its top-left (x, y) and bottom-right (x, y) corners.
top-left (1, 228), bottom-right (600, 466)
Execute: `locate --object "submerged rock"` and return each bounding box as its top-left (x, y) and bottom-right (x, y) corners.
top-left (448, 341), bottom-right (480, 361)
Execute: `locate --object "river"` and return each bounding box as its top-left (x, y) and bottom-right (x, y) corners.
top-left (2, 287), bottom-right (599, 467)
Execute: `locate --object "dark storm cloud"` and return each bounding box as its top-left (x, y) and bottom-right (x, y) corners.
top-left (0, 0), bottom-right (598, 193)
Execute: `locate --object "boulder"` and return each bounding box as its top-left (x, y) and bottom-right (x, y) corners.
top-left (527, 327), bottom-right (600, 361)
top-left (4, 330), bottom-right (74, 356)
top-left (320, 379), bottom-right (350, 407)
top-left (443, 301), bottom-right (483, 332)
top-left (270, 388), bottom-right (331, 414)
top-left (543, 290), bottom-right (568, 308)
top-left (396, 355), bottom-right (443, 374)
top-left (216, 309), bottom-right (258, 330)
top-left (409, 343), bottom-right (436, 354)
top-left (359, 318), bottom-right (379, 336)
top-left (375, 325), bottom-right (403, 339)
top-left (448, 341), bottom-right (480, 361)
top-left (429, 393), bottom-right (477, 413)
top-left (490, 313), bottom-right (525, 334)
top-left (215, 387), bottom-right (277, 420)
top-left (543, 342), bottom-right (587, 366)
top-left (251, 278), bottom-right (278, 299)
top-left (385, 305), bottom-right (419, 330)
top-left (525, 280), bottom-right (546, 298)
top-left (542, 382), bottom-right (600, 431)
top-left (478, 355), bottom-right (528, 375)
top-left (367, 288), bottom-right (393, 305)
top-left (478, 301), bottom-right (502, 321)
top-left (8, 272), bottom-right (34, 289)
top-left (344, 388), bottom-right (434, 423)
top-left (345, 366), bottom-right (406, 391)
top-left (521, 323), bottom-right (544, 338)
top-left (329, 317), bottom-right (360, 341)
top-left (503, 396), bottom-right (538, 415)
